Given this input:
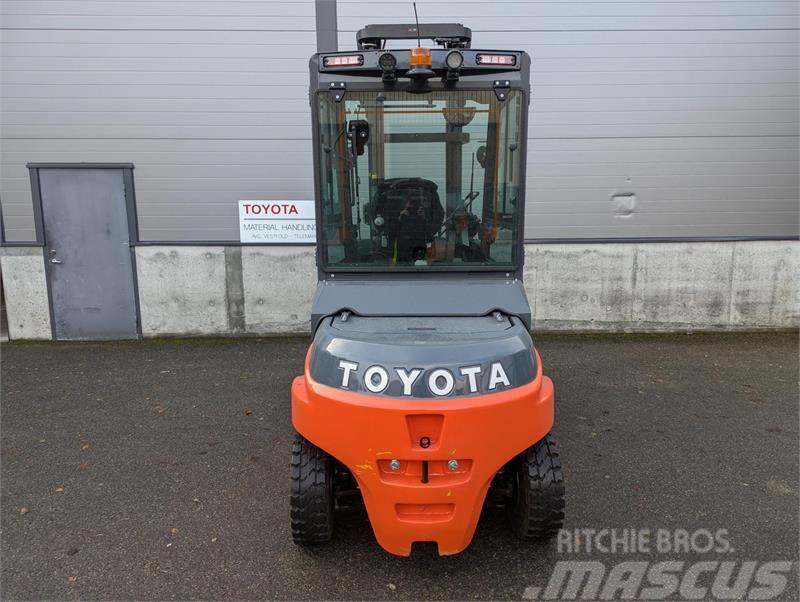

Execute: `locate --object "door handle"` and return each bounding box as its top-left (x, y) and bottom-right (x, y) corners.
top-left (48, 249), bottom-right (63, 264)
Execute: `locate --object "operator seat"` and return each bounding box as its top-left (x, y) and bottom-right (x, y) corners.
top-left (368, 178), bottom-right (444, 264)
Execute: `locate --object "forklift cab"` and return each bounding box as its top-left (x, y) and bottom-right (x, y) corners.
top-left (291, 24), bottom-right (564, 557)
top-left (312, 24), bottom-right (527, 277)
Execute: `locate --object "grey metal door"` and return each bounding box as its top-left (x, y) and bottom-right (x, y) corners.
top-left (38, 167), bottom-right (139, 340)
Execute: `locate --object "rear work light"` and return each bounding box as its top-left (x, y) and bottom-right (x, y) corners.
top-left (476, 54), bottom-right (516, 66)
top-left (324, 54), bottom-right (364, 67)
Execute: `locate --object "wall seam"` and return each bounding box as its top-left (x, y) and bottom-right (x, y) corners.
top-left (224, 246), bottom-right (246, 334)
top-left (726, 241), bottom-right (738, 329)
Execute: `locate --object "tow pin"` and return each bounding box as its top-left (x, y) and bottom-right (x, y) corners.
top-left (419, 436), bottom-right (431, 449)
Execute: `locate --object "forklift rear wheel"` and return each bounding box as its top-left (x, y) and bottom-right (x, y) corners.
top-left (290, 433), bottom-right (334, 545)
top-left (506, 433), bottom-right (565, 540)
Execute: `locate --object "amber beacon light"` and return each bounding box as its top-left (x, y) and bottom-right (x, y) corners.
top-left (409, 46), bottom-right (432, 67)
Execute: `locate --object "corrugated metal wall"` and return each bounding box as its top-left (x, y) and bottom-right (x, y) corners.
top-left (1, 0), bottom-right (798, 242)
top-left (0, 0), bottom-right (317, 242)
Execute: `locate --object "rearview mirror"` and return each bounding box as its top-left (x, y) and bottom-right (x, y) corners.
top-left (348, 120), bottom-right (370, 156)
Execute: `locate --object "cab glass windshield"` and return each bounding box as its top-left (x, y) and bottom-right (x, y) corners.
top-left (315, 89), bottom-right (524, 270)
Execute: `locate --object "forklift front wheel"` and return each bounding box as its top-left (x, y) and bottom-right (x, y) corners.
top-left (290, 433), bottom-right (334, 545)
top-left (506, 433), bottom-right (565, 541)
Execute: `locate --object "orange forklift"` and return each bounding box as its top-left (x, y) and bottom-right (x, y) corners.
top-left (290, 23), bottom-right (564, 556)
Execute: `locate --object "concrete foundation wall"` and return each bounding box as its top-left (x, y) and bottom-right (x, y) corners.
top-left (135, 246), bottom-right (229, 336)
top-left (134, 246), bottom-right (317, 337)
top-left (134, 241), bottom-right (799, 337)
top-left (525, 241), bottom-right (798, 331)
top-left (0, 247), bottom-right (52, 340)
top-left (2, 241), bottom-right (797, 340)
top-left (241, 247), bottom-right (317, 335)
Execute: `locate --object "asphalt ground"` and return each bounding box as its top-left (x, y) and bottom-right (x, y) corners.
top-left (1, 333), bottom-right (797, 600)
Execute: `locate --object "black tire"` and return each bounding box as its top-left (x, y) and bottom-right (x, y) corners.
top-left (290, 433), bottom-right (334, 545)
top-left (506, 433), bottom-right (565, 540)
